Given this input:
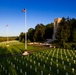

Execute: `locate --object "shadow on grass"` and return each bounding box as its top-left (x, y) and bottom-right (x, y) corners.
top-left (0, 46), bottom-right (22, 58)
top-left (0, 46), bottom-right (12, 58)
top-left (13, 45), bottom-right (24, 53)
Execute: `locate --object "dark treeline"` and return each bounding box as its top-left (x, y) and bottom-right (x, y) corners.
top-left (19, 23), bottom-right (53, 43)
top-left (55, 17), bottom-right (76, 49)
top-left (18, 17), bottom-right (76, 49)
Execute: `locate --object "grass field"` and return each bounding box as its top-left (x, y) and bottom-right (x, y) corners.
top-left (0, 41), bottom-right (76, 75)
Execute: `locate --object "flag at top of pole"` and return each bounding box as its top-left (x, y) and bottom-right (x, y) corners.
top-left (22, 9), bottom-right (26, 12)
top-left (6, 25), bottom-right (8, 27)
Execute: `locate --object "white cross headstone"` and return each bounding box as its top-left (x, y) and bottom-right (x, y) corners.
top-left (20, 69), bottom-right (22, 73)
top-left (66, 56), bottom-right (67, 58)
top-left (64, 66), bottom-right (66, 70)
top-left (9, 61), bottom-right (10, 64)
top-left (69, 63), bottom-right (71, 67)
top-left (41, 59), bottom-right (42, 62)
top-left (25, 72), bottom-right (27, 75)
top-left (1, 65), bottom-right (2, 68)
top-left (38, 62), bottom-right (40, 66)
top-left (20, 60), bottom-right (21, 63)
top-left (56, 64), bottom-right (58, 67)
top-left (28, 54), bottom-right (29, 57)
top-left (74, 60), bottom-right (75, 64)
top-left (7, 59), bottom-right (8, 62)
top-left (26, 63), bottom-right (28, 67)
top-left (41, 71), bottom-right (43, 75)
top-left (66, 72), bottom-right (68, 75)
top-left (72, 68), bottom-right (74, 73)
top-left (62, 58), bottom-right (63, 60)
top-left (16, 66), bottom-right (18, 70)
top-left (27, 58), bottom-right (28, 61)
top-left (30, 59), bottom-right (32, 62)
top-left (43, 56), bottom-right (44, 59)
top-left (50, 62), bottom-right (52, 65)
top-left (8, 73), bottom-right (10, 75)
top-left (62, 61), bottom-right (64, 65)
top-left (5, 70), bottom-right (7, 74)
top-left (57, 69), bottom-right (59, 74)
top-left (34, 61), bottom-right (36, 64)
top-left (13, 64), bottom-right (15, 68)
top-left (22, 62), bottom-right (24, 65)
top-left (11, 62), bottom-right (12, 66)
top-left (56, 59), bottom-right (58, 62)
top-left (47, 57), bottom-right (48, 60)
top-left (30, 65), bottom-right (32, 69)
top-left (35, 68), bottom-right (37, 72)
top-left (49, 67), bottom-right (51, 71)
top-left (51, 58), bottom-right (53, 61)
top-left (75, 55), bottom-right (76, 58)
top-left (67, 59), bottom-right (69, 62)
top-left (22, 56), bottom-right (23, 59)
top-left (3, 67), bottom-right (5, 71)
top-left (71, 57), bottom-right (73, 60)
top-left (56, 55), bottom-right (58, 58)
top-left (17, 59), bottom-right (18, 62)
top-left (15, 58), bottom-right (16, 60)
top-left (45, 60), bottom-right (47, 63)
top-left (43, 64), bottom-right (45, 68)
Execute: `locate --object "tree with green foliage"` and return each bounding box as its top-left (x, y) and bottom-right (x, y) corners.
top-left (56, 17), bottom-right (70, 47)
top-left (72, 29), bottom-right (76, 42)
top-left (34, 24), bottom-right (45, 42)
top-left (19, 32), bottom-right (25, 42)
top-left (27, 28), bottom-right (35, 42)
top-left (44, 23), bottom-right (53, 39)
top-left (69, 18), bottom-right (76, 42)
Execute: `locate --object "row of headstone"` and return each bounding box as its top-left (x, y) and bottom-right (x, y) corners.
top-left (1, 54), bottom-right (75, 75)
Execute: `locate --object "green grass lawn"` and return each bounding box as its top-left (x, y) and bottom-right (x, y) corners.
top-left (0, 41), bottom-right (51, 55)
top-left (0, 41), bottom-right (76, 75)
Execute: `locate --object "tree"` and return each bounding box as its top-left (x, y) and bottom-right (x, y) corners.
top-left (44, 23), bottom-right (53, 39)
top-left (69, 18), bottom-right (76, 42)
top-left (72, 29), bottom-right (76, 42)
top-left (27, 28), bottom-right (35, 42)
top-left (34, 24), bottom-right (45, 42)
top-left (19, 32), bottom-right (25, 42)
top-left (56, 17), bottom-right (70, 47)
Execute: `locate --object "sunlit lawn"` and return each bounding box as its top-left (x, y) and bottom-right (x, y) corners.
top-left (0, 41), bottom-right (76, 75)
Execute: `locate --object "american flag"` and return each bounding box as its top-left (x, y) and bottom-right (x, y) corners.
top-left (6, 25), bottom-right (8, 27)
top-left (22, 9), bottom-right (26, 12)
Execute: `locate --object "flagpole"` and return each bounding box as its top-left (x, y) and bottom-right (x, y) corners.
top-left (6, 25), bottom-right (9, 46)
top-left (6, 25), bottom-right (8, 44)
top-left (24, 9), bottom-right (27, 50)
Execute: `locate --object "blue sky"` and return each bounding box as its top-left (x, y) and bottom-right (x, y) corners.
top-left (0, 0), bottom-right (76, 36)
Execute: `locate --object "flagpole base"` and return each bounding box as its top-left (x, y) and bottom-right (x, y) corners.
top-left (22, 49), bottom-right (31, 56)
